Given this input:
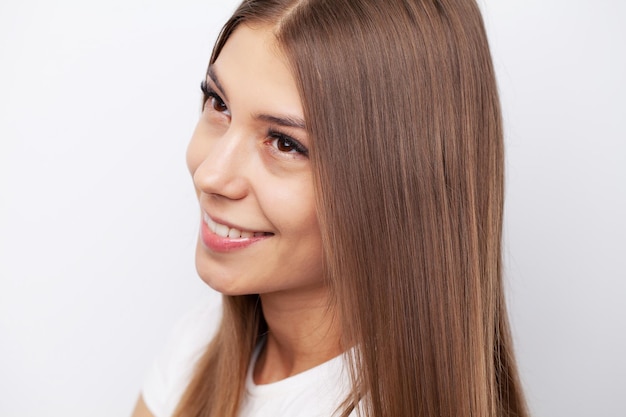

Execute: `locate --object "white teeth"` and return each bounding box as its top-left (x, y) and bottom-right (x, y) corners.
top-left (203, 212), bottom-right (267, 239)
top-left (214, 223), bottom-right (229, 238)
top-left (203, 212), bottom-right (216, 231)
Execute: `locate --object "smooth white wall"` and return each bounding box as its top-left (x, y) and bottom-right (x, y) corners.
top-left (0, 1), bottom-right (236, 415)
top-left (1, 1), bottom-right (624, 416)
top-left (480, 2), bottom-right (626, 416)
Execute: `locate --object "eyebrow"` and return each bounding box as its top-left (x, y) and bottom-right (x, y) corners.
top-left (255, 114), bottom-right (306, 130)
top-left (207, 65), bottom-right (307, 131)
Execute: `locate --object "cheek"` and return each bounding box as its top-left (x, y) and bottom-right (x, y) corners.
top-left (186, 127), bottom-right (206, 178)
top-left (186, 144), bottom-right (198, 177)
top-left (270, 182), bottom-right (319, 235)
top-left (186, 133), bottom-right (209, 200)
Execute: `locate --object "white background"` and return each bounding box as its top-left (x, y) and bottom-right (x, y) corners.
top-left (0, 1), bottom-right (624, 416)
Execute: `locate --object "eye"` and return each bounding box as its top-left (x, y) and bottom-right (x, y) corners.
top-left (275, 136), bottom-right (296, 152)
top-left (268, 131), bottom-right (309, 157)
top-left (208, 95), bottom-right (229, 114)
top-left (200, 81), bottom-right (230, 116)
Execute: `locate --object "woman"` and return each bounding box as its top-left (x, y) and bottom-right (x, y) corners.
top-left (133, 0), bottom-right (528, 416)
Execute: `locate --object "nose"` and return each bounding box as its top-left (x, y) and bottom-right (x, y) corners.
top-left (190, 128), bottom-right (250, 201)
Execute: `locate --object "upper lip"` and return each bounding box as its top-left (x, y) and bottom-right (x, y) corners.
top-left (203, 210), bottom-right (271, 235)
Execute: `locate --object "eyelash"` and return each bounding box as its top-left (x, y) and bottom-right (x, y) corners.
top-left (200, 80), bottom-right (227, 112)
top-left (199, 80), bottom-right (309, 157)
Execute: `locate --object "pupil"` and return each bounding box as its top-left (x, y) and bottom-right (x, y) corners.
top-left (213, 98), bottom-right (226, 112)
top-left (277, 138), bottom-right (293, 152)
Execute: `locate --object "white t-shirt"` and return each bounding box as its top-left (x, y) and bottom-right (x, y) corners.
top-left (142, 302), bottom-right (355, 417)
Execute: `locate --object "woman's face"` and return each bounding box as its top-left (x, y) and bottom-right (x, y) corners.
top-left (187, 24), bottom-right (324, 297)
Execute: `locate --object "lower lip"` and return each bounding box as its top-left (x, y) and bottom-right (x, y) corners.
top-left (200, 220), bottom-right (270, 252)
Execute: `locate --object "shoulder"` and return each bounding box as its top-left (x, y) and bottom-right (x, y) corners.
top-left (142, 300), bottom-right (222, 417)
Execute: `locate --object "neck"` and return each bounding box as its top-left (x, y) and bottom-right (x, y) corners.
top-left (253, 285), bottom-right (342, 384)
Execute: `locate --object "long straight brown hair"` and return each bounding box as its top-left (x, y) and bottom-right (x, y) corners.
top-left (174, 1), bottom-right (528, 416)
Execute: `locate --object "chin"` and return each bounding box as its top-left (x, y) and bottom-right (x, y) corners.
top-left (195, 264), bottom-right (242, 296)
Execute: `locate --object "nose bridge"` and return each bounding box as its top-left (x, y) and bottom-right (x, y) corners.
top-left (194, 126), bottom-right (250, 199)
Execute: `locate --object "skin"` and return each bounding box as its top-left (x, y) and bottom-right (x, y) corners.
top-left (188, 24), bottom-right (324, 302)
top-left (131, 23), bottom-right (341, 416)
top-left (190, 23), bottom-right (341, 384)
top-left (130, 397), bottom-right (153, 417)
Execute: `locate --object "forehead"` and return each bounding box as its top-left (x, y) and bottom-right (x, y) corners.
top-left (212, 24), bottom-right (303, 118)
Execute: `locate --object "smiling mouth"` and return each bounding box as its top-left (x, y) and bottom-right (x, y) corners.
top-left (203, 212), bottom-right (273, 239)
